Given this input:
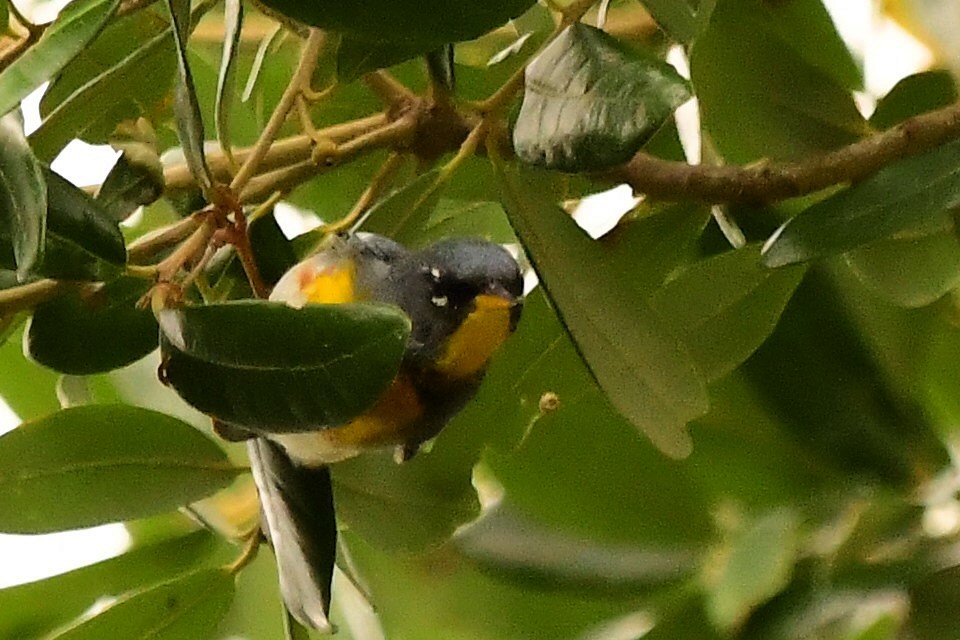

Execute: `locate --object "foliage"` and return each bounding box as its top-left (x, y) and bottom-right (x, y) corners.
top-left (0, 0), bottom-right (959, 638)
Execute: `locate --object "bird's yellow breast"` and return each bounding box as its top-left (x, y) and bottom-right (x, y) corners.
top-left (432, 294), bottom-right (513, 380)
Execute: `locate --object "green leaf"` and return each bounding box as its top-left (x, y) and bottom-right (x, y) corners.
top-left (761, 140), bottom-right (960, 267)
top-left (0, 0), bottom-right (121, 119)
top-left (45, 568), bottom-right (235, 640)
top-left (158, 300), bottom-right (410, 432)
top-left (96, 147), bottom-right (166, 223)
top-left (845, 232), bottom-right (960, 308)
top-left (651, 246), bottom-right (806, 382)
top-left (0, 112), bottom-right (46, 278)
top-left (495, 162), bottom-right (708, 458)
top-left (255, 0), bottom-right (536, 49)
top-left (0, 404), bottom-right (241, 533)
top-left (906, 566), bottom-right (960, 640)
top-left (249, 211), bottom-right (298, 287)
top-left (473, 293), bottom-right (714, 545)
top-left (30, 8), bottom-right (177, 162)
top-left (43, 166), bottom-right (127, 264)
top-left (870, 70), bottom-right (958, 131)
top-left (359, 169), bottom-right (443, 246)
top-left (417, 198), bottom-right (517, 246)
top-left (454, 501), bottom-right (700, 592)
top-left (0, 164), bottom-right (126, 279)
top-left (0, 529), bottom-right (221, 639)
top-left (336, 37), bottom-right (423, 82)
top-left (638, 0), bottom-right (698, 44)
top-left (759, 0), bottom-right (862, 92)
top-left (741, 269), bottom-right (950, 486)
top-left (705, 508), bottom-right (801, 633)
top-left (25, 278), bottom-right (158, 375)
top-left (215, 0), bottom-right (243, 167)
top-left (514, 23), bottom-right (691, 172)
top-left (332, 448), bottom-right (478, 551)
top-left (164, 0), bottom-right (214, 193)
top-left (0, 324), bottom-right (61, 419)
top-left (690, 0), bottom-right (866, 163)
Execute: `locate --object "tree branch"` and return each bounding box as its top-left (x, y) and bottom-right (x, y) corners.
top-left (230, 28), bottom-right (327, 193)
top-left (616, 101), bottom-right (960, 203)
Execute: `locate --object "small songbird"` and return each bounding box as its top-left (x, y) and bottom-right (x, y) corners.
top-left (246, 232), bottom-right (524, 630)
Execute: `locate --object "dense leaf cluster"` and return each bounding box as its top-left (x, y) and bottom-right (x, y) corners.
top-left (0, 0), bottom-right (959, 638)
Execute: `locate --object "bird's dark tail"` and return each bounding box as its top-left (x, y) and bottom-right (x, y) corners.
top-left (247, 438), bottom-right (337, 632)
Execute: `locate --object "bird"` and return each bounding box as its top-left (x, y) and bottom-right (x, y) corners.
top-left (246, 232), bottom-right (524, 630)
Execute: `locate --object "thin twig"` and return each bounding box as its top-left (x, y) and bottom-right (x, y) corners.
top-left (0, 279), bottom-right (78, 316)
top-left (156, 213), bottom-right (217, 282)
top-left (363, 70), bottom-right (416, 109)
top-left (127, 214), bottom-right (204, 263)
top-left (319, 152), bottom-right (407, 237)
top-left (615, 100), bottom-right (960, 203)
top-left (230, 28), bottom-right (326, 193)
top-left (238, 115), bottom-right (417, 203)
top-left (164, 116), bottom-right (390, 190)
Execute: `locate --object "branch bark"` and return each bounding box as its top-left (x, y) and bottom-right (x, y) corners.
top-left (616, 101), bottom-right (960, 203)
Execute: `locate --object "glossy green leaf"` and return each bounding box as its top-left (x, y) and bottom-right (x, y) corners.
top-left (761, 140), bottom-right (960, 267)
top-left (43, 166), bottom-right (127, 264)
top-left (0, 0), bottom-right (121, 119)
top-left (30, 8), bottom-right (177, 162)
top-left (0, 404), bottom-right (241, 533)
top-left (0, 530), bottom-right (220, 639)
top-left (25, 278), bottom-right (158, 375)
top-left (0, 112), bottom-right (46, 278)
top-left (651, 246), bottom-right (806, 382)
top-left (514, 23), bottom-right (691, 172)
top-left (690, 0), bottom-right (866, 163)
top-left (46, 568), bottom-right (235, 640)
top-left (158, 300), bottom-right (410, 432)
top-left (638, 0), bottom-right (698, 44)
top-left (96, 147), bottom-right (166, 223)
top-left (164, 0), bottom-right (214, 193)
top-left (705, 508), bottom-right (801, 633)
top-left (495, 162), bottom-right (708, 458)
top-left (454, 501), bottom-right (699, 592)
top-left (255, 0), bottom-right (535, 48)
top-left (215, 0), bottom-right (243, 167)
top-left (870, 70), bottom-right (958, 130)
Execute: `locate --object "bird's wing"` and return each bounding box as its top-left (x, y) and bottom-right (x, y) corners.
top-left (247, 438), bottom-right (337, 632)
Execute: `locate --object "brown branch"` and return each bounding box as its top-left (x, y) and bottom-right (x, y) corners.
top-left (363, 70), bottom-right (416, 110)
top-left (238, 115), bottom-right (416, 203)
top-left (616, 101), bottom-right (960, 203)
top-left (0, 279), bottom-right (81, 316)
